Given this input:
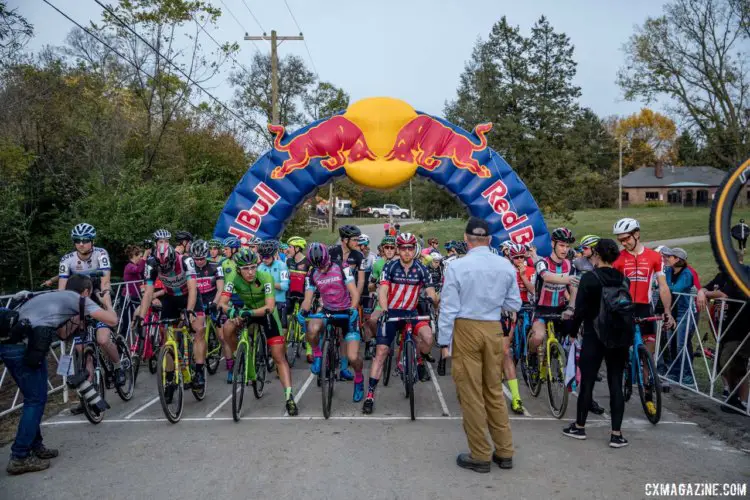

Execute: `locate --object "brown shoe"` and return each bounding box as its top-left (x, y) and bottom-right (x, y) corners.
top-left (32, 445), bottom-right (59, 460)
top-left (6, 455), bottom-right (50, 475)
top-left (492, 454), bottom-right (513, 469)
top-left (456, 453), bottom-right (490, 473)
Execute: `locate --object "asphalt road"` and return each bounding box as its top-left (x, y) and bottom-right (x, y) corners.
top-left (2, 345), bottom-right (748, 499)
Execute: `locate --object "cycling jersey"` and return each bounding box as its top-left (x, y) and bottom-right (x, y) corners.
top-left (370, 257), bottom-right (387, 284)
top-left (222, 270), bottom-right (282, 331)
top-left (572, 257), bottom-right (594, 275)
top-left (58, 247), bottom-right (111, 279)
top-left (287, 256), bottom-right (311, 297)
top-left (516, 265), bottom-right (536, 303)
top-left (380, 260), bottom-right (434, 310)
top-left (329, 246), bottom-right (365, 287)
top-left (535, 256), bottom-right (571, 308)
top-left (428, 265), bottom-right (443, 292)
top-left (259, 259), bottom-right (289, 304)
top-left (195, 261), bottom-right (224, 301)
top-left (220, 256), bottom-right (236, 283)
top-left (306, 263), bottom-right (354, 311)
top-left (360, 251), bottom-right (376, 286)
top-left (144, 255), bottom-right (197, 297)
top-left (613, 247), bottom-right (664, 305)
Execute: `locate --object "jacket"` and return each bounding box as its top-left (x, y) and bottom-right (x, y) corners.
top-left (571, 267), bottom-right (628, 338)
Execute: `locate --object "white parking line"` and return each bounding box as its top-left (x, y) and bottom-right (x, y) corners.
top-left (284, 373), bottom-right (315, 416)
top-left (124, 396), bottom-right (160, 420)
top-left (502, 384), bottom-right (532, 417)
top-left (206, 392), bottom-right (234, 418)
top-left (426, 363), bottom-right (450, 416)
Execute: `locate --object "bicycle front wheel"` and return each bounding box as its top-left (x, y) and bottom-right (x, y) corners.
top-left (157, 344), bottom-right (183, 423)
top-left (286, 314), bottom-right (299, 368)
top-left (383, 347), bottom-right (393, 387)
top-left (79, 348), bottom-right (104, 425)
top-left (114, 335), bottom-right (135, 401)
top-left (623, 354), bottom-right (633, 402)
top-left (232, 344), bottom-right (247, 421)
top-left (406, 341), bottom-right (416, 420)
top-left (636, 345), bottom-right (662, 424)
top-left (321, 337), bottom-right (335, 419)
top-left (206, 321), bottom-right (221, 375)
top-left (252, 331), bottom-right (267, 399)
top-left (546, 339), bottom-right (568, 419)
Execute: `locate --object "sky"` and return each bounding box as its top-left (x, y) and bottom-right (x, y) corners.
top-left (14, 0), bottom-right (671, 120)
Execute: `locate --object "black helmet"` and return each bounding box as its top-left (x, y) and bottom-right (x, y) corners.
top-left (455, 241), bottom-right (468, 255)
top-left (338, 225), bottom-right (361, 239)
top-left (191, 239), bottom-right (209, 259)
top-left (175, 231), bottom-right (193, 242)
top-left (551, 227), bottom-right (575, 244)
top-left (258, 239), bottom-right (279, 258)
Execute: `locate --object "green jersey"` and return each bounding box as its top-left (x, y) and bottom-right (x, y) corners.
top-left (220, 257), bottom-right (237, 284)
top-left (223, 269), bottom-right (282, 328)
top-left (371, 258), bottom-right (386, 284)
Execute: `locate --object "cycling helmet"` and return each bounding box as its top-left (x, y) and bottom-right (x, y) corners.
top-left (208, 238), bottom-right (223, 249)
top-left (444, 240), bottom-right (457, 250)
top-left (175, 231), bottom-right (193, 242)
top-left (153, 228), bottom-right (171, 241)
top-left (580, 234), bottom-right (601, 248)
top-left (613, 218), bottom-right (640, 235)
top-left (223, 236), bottom-right (240, 249)
top-left (430, 251), bottom-right (443, 261)
top-left (287, 236), bottom-right (307, 250)
top-left (258, 239), bottom-right (279, 258)
top-left (396, 232), bottom-right (417, 247)
top-left (508, 243), bottom-right (526, 257)
top-left (249, 236), bottom-right (262, 246)
top-left (307, 242), bottom-right (330, 268)
top-left (358, 234), bottom-right (370, 246)
top-left (381, 235), bottom-right (396, 247)
top-left (190, 239), bottom-right (209, 259)
top-left (455, 241), bottom-right (468, 255)
top-left (279, 242), bottom-right (289, 251)
top-left (488, 246), bottom-right (500, 256)
top-left (339, 224), bottom-right (362, 239)
top-left (71, 223), bottom-right (96, 240)
top-left (234, 248), bottom-right (259, 267)
top-left (155, 243), bottom-right (176, 270)
top-left (551, 227), bottom-right (575, 244)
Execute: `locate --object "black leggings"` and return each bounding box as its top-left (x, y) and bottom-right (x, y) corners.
top-left (576, 332), bottom-right (629, 432)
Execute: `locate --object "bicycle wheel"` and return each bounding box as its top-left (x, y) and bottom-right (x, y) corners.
top-left (636, 345), bottom-right (662, 424)
top-left (286, 314), bottom-right (299, 368)
top-left (157, 344), bottom-right (183, 423)
top-left (131, 331), bottom-right (144, 385)
top-left (148, 325), bottom-right (161, 374)
top-left (114, 335), bottom-right (135, 401)
top-left (525, 339), bottom-right (542, 397)
top-left (191, 363), bottom-right (207, 401)
top-left (80, 348), bottom-right (104, 425)
top-left (546, 340), bottom-right (568, 419)
top-left (623, 354), bottom-right (633, 402)
top-left (406, 341), bottom-right (416, 420)
top-left (252, 330), bottom-right (266, 399)
top-left (206, 321), bottom-right (221, 375)
top-left (321, 337), bottom-right (335, 419)
top-left (232, 343), bottom-right (247, 421)
top-left (383, 346), bottom-right (393, 387)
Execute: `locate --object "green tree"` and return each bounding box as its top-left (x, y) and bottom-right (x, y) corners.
top-left (304, 81), bottom-right (350, 120)
top-left (0, 1), bottom-right (33, 65)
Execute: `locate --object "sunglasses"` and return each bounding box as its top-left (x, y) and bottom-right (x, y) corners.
top-left (512, 256), bottom-right (526, 260)
top-left (398, 245), bottom-right (416, 251)
top-left (239, 265), bottom-right (258, 271)
top-left (194, 257), bottom-right (206, 261)
top-left (382, 245), bottom-right (396, 251)
top-left (73, 239), bottom-right (92, 244)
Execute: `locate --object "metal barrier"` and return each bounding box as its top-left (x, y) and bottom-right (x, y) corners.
top-left (655, 292), bottom-right (750, 417)
top-left (0, 280), bottom-right (143, 417)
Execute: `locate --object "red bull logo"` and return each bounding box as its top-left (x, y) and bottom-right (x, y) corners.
top-left (268, 116), bottom-right (376, 179)
top-left (384, 115), bottom-right (492, 177)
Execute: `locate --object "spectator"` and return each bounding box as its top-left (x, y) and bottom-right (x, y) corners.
top-left (418, 234), bottom-right (425, 248)
top-left (563, 239), bottom-right (631, 448)
top-left (438, 217), bottom-right (520, 473)
top-left (1, 275), bottom-right (117, 475)
top-left (697, 268), bottom-right (750, 415)
top-left (662, 247), bottom-right (696, 386)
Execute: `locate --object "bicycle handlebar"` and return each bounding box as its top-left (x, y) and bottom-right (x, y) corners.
top-left (305, 312), bottom-right (351, 320)
top-left (385, 315), bottom-right (431, 322)
top-left (535, 313), bottom-right (564, 321)
top-left (635, 316), bottom-right (662, 324)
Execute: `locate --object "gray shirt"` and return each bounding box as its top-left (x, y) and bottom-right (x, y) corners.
top-left (438, 246), bottom-right (522, 346)
top-left (17, 291), bottom-right (101, 329)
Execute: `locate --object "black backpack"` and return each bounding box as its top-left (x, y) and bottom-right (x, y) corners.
top-left (592, 270), bottom-right (634, 348)
top-left (0, 307), bottom-right (21, 343)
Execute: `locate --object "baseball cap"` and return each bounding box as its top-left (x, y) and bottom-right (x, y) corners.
top-left (465, 217), bottom-right (490, 237)
top-left (661, 247), bottom-right (688, 260)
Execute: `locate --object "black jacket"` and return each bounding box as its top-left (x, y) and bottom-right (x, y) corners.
top-left (572, 267), bottom-right (628, 337)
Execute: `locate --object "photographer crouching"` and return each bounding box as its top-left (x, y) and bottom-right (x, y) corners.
top-left (0, 274), bottom-right (117, 475)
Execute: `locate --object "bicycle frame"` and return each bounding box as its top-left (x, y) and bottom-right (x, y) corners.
top-left (514, 307), bottom-right (533, 361)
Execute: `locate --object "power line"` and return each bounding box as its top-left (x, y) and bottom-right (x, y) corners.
top-left (282, 0), bottom-right (318, 77)
top-left (90, 0), bottom-right (254, 129)
top-left (217, 0), bottom-right (262, 53)
top-left (240, 0), bottom-right (266, 33)
top-left (192, 15), bottom-right (254, 77)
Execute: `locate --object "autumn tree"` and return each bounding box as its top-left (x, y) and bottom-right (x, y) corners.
top-left (611, 108), bottom-right (677, 173)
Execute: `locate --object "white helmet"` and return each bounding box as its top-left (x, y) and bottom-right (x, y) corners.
top-left (613, 218), bottom-right (640, 235)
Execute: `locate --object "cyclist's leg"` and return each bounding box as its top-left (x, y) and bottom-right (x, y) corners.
top-left (414, 320), bottom-right (433, 381)
top-left (635, 304), bottom-right (656, 383)
top-left (261, 314), bottom-right (292, 394)
top-left (343, 311), bottom-right (363, 373)
top-left (365, 311), bottom-right (399, 404)
top-left (190, 295), bottom-right (207, 365)
top-left (502, 332), bottom-right (523, 412)
top-left (306, 318), bottom-right (324, 374)
top-left (529, 319), bottom-right (547, 354)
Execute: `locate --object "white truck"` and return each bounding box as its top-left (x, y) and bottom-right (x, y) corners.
top-left (366, 204), bottom-right (410, 219)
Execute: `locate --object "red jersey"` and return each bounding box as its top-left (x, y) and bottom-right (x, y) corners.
top-left (516, 265), bottom-right (536, 303)
top-left (613, 247), bottom-right (664, 304)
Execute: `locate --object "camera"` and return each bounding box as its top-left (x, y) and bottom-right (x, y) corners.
top-left (66, 371), bottom-right (110, 415)
top-left (142, 239), bottom-right (154, 249)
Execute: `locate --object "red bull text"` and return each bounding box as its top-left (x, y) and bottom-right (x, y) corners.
top-left (229, 182), bottom-right (280, 241)
top-left (481, 179), bottom-right (535, 245)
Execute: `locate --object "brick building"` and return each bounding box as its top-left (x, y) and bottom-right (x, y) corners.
top-left (620, 165), bottom-right (748, 207)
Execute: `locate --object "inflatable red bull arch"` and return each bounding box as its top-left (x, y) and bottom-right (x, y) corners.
top-left (214, 97), bottom-right (551, 253)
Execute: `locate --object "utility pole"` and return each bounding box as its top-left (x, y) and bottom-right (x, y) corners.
top-left (409, 179), bottom-right (414, 220)
top-left (618, 137), bottom-right (623, 210)
top-left (244, 30), bottom-right (304, 125)
top-left (328, 183), bottom-right (334, 233)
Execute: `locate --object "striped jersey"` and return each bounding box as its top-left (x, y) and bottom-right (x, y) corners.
top-left (380, 259), bottom-right (434, 310)
top-left (535, 256), bottom-right (571, 308)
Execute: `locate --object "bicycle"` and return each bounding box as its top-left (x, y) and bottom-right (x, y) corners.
top-left (384, 314), bottom-right (431, 421)
top-left (623, 316), bottom-right (663, 424)
top-left (130, 305), bottom-right (162, 383)
top-left (231, 309), bottom-right (271, 422)
top-left (72, 323), bottom-right (135, 424)
top-left (525, 313), bottom-right (568, 418)
top-left (514, 305), bottom-right (534, 386)
top-left (299, 311), bottom-right (349, 419)
top-left (204, 303), bottom-right (222, 375)
top-left (285, 299), bottom-right (305, 367)
top-left (151, 310), bottom-right (206, 424)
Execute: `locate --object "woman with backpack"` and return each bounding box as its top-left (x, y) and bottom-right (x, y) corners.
top-left (562, 238), bottom-right (632, 448)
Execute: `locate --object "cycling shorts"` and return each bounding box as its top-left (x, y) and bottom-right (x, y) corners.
top-left (244, 313), bottom-right (282, 345)
top-left (377, 309), bottom-right (429, 347)
top-left (633, 303), bottom-right (656, 343)
top-left (532, 305), bottom-right (572, 337)
top-left (360, 295), bottom-right (376, 316)
top-left (276, 303), bottom-right (288, 329)
top-left (161, 294), bottom-right (205, 321)
top-left (322, 308), bottom-right (360, 342)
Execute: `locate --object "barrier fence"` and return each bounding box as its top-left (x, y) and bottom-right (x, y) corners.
top-left (0, 280), bottom-right (143, 418)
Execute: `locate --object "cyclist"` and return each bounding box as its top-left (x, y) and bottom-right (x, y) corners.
top-left (135, 243), bottom-right (207, 394)
top-left (300, 243), bottom-right (364, 402)
top-left (286, 236), bottom-right (313, 362)
top-left (219, 236), bottom-right (241, 380)
top-left (363, 232), bottom-right (440, 415)
top-left (208, 239), bottom-right (223, 263)
top-left (219, 249), bottom-right (298, 415)
top-left (612, 218), bottom-right (674, 414)
top-left (365, 236), bottom-right (398, 359)
top-left (191, 239), bottom-right (225, 315)
top-left (153, 228), bottom-right (171, 248)
top-left (528, 228), bottom-right (578, 370)
top-left (573, 235), bottom-right (601, 274)
top-left (175, 231), bottom-right (193, 255)
top-left (58, 223), bottom-right (125, 388)
top-left (279, 242), bottom-right (291, 260)
top-left (258, 240), bottom-right (290, 332)
top-left (444, 241), bottom-right (458, 266)
top-left (428, 237), bottom-right (439, 251)
top-left (247, 236), bottom-right (262, 253)
top-left (427, 251), bottom-right (443, 293)
top-left (359, 234), bottom-right (376, 286)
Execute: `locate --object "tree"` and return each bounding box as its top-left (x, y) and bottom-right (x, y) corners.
top-left (612, 108), bottom-right (678, 172)
top-left (618, 0), bottom-right (750, 168)
top-left (304, 81), bottom-right (350, 120)
top-left (0, 1), bottom-right (33, 65)
top-left (675, 130), bottom-right (705, 166)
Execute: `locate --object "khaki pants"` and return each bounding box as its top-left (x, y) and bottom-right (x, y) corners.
top-left (452, 318), bottom-right (513, 461)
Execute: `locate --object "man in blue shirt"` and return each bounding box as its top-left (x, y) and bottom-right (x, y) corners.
top-left (258, 240), bottom-right (290, 330)
top-left (439, 217), bottom-right (521, 474)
